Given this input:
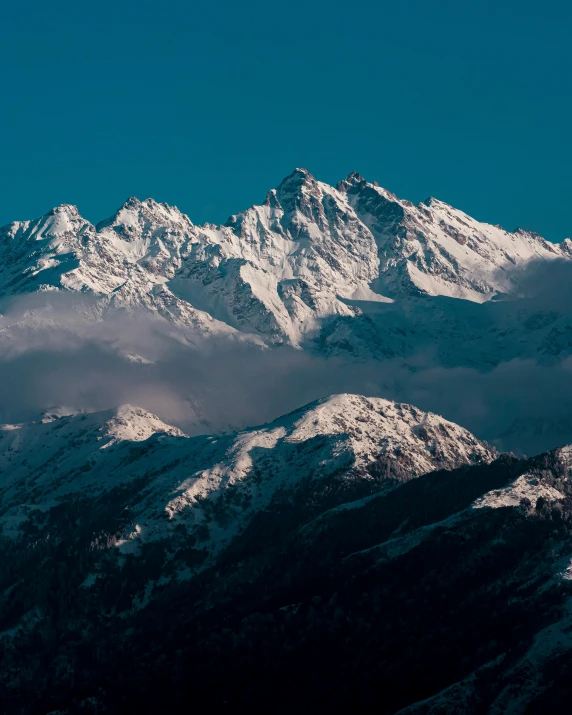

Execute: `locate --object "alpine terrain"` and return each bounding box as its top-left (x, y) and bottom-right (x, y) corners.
top-left (2, 169), bottom-right (572, 450)
top-left (3, 170), bottom-right (572, 713)
top-left (2, 167), bottom-right (571, 351)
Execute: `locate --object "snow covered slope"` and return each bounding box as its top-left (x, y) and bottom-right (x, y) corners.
top-left (339, 171), bottom-right (571, 302)
top-left (4, 416), bottom-right (572, 713)
top-left (1, 169), bottom-right (569, 348)
top-left (0, 202), bottom-right (238, 338)
top-left (0, 395), bottom-right (494, 559)
top-left (3, 170), bottom-right (572, 453)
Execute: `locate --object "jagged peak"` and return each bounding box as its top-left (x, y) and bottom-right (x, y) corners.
top-left (337, 171), bottom-right (366, 190)
top-left (96, 196), bottom-right (191, 233)
top-left (120, 196), bottom-right (143, 210)
top-left (263, 188), bottom-right (282, 210)
top-left (346, 170), bottom-right (365, 182)
top-left (276, 167), bottom-right (317, 194)
top-left (0, 203), bottom-right (89, 239)
top-left (291, 167), bottom-right (313, 178)
top-left (337, 171), bottom-right (384, 194)
top-left (512, 226), bottom-right (544, 239)
top-left (116, 196), bottom-right (181, 214)
top-left (96, 198), bottom-right (143, 231)
top-left (272, 168), bottom-right (323, 220)
top-left (47, 203), bottom-right (82, 218)
top-left (418, 195), bottom-right (462, 214)
top-left (419, 196), bottom-right (457, 210)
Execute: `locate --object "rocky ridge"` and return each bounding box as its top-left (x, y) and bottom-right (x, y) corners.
top-left (0, 394), bottom-right (494, 558)
top-left (1, 168), bottom-right (570, 349)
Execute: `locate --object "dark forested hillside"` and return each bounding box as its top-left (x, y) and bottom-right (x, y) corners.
top-left (4, 449), bottom-right (572, 713)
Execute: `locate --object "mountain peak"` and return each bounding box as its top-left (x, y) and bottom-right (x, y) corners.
top-left (344, 170), bottom-right (366, 184)
top-left (48, 203), bottom-right (81, 218)
top-left (96, 196), bottom-right (191, 234)
top-left (291, 167), bottom-right (312, 177)
top-left (272, 168), bottom-right (322, 221)
top-left (263, 188), bottom-right (282, 209)
top-left (276, 167), bottom-right (316, 193)
top-left (102, 404), bottom-right (187, 447)
top-left (270, 393), bottom-right (495, 473)
top-left (116, 196), bottom-right (169, 213)
top-left (337, 171), bottom-right (382, 193)
top-left (1, 167), bottom-right (570, 351)
top-left (120, 196), bottom-right (143, 210)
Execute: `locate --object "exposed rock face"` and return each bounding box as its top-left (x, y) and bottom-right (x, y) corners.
top-left (1, 168), bottom-right (569, 348)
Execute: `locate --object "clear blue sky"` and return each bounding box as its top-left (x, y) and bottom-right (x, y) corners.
top-left (1, 0), bottom-right (571, 239)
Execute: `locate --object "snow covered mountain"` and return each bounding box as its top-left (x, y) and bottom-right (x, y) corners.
top-left (4, 398), bottom-right (572, 714)
top-left (0, 394), bottom-right (494, 559)
top-left (339, 170), bottom-right (572, 302)
top-left (3, 168), bottom-right (572, 454)
top-left (5, 171), bottom-right (572, 713)
top-left (1, 168), bottom-right (570, 350)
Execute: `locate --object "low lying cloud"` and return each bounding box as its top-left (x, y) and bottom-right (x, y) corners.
top-left (2, 275), bottom-right (572, 457)
top-left (0, 294), bottom-right (370, 432)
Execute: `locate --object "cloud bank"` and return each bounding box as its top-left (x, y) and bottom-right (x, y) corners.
top-left (2, 260), bottom-right (572, 457)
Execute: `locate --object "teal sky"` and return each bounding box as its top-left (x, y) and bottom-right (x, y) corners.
top-left (1, 0), bottom-right (571, 240)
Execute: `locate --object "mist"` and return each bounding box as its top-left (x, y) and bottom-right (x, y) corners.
top-left (3, 266), bottom-right (572, 457)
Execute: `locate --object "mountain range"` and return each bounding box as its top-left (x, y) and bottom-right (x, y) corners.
top-left (3, 168), bottom-right (572, 451)
top-left (3, 170), bottom-right (572, 712)
top-left (2, 167), bottom-right (571, 350)
top-left (3, 394), bottom-right (572, 713)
